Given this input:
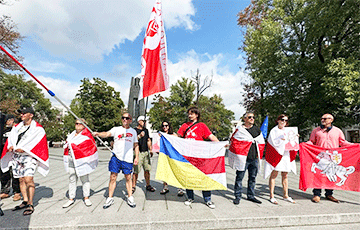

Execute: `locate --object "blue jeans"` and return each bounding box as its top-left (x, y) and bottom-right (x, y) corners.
top-left (313, 189), bottom-right (333, 197)
top-left (234, 158), bottom-right (259, 199)
top-left (186, 189), bottom-right (211, 202)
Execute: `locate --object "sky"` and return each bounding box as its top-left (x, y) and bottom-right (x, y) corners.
top-left (1, 0), bottom-right (252, 120)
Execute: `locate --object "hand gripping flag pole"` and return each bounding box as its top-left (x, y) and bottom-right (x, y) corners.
top-left (0, 45), bottom-right (113, 153)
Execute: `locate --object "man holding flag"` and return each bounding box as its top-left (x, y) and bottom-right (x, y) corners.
top-left (177, 107), bottom-right (220, 209)
top-left (1, 107), bottom-right (49, 215)
top-left (307, 113), bottom-right (352, 203)
top-left (228, 112), bottom-right (265, 205)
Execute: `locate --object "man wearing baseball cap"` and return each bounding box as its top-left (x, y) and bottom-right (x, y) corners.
top-left (1, 107), bottom-right (49, 215)
top-left (132, 116), bottom-right (155, 193)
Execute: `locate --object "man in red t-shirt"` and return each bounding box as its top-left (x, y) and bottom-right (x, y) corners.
top-left (177, 106), bottom-right (219, 209)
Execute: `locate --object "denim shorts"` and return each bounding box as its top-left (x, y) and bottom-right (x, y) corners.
top-left (108, 155), bottom-right (133, 175)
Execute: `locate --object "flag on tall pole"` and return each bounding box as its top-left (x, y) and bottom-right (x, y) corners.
top-left (138, 0), bottom-right (169, 100)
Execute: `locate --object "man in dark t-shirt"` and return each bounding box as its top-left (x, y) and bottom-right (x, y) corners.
top-left (232, 112), bottom-right (263, 205)
top-left (132, 116), bottom-right (155, 193)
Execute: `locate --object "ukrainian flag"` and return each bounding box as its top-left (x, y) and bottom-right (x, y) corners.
top-left (155, 133), bottom-right (227, 190)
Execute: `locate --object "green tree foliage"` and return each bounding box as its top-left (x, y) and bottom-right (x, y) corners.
top-left (148, 77), bottom-right (234, 140)
top-left (239, 0), bottom-right (360, 134)
top-left (0, 70), bottom-right (62, 141)
top-left (63, 78), bottom-right (125, 134)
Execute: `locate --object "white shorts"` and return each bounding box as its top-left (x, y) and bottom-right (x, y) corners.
top-left (12, 153), bottom-right (38, 178)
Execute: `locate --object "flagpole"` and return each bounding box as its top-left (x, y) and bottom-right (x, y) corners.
top-left (0, 45), bottom-right (113, 153)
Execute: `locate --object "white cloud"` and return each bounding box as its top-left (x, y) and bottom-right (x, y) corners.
top-left (1, 0), bottom-right (196, 62)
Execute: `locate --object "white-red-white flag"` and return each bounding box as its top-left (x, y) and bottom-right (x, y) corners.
top-left (138, 0), bottom-right (169, 100)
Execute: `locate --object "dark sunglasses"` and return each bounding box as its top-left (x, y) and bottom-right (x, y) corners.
top-left (162, 124), bottom-right (169, 127)
top-left (247, 116), bottom-right (255, 119)
top-left (321, 117), bottom-right (331, 120)
top-left (280, 118), bottom-right (288, 122)
top-left (75, 122), bottom-right (82, 125)
top-left (122, 116), bottom-right (131, 120)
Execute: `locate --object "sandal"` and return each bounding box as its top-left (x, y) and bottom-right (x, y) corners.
top-left (160, 188), bottom-right (169, 195)
top-left (283, 196), bottom-right (295, 203)
top-left (23, 204), bottom-right (34, 216)
top-left (132, 187), bottom-right (136, 194)
top-left (270, 197), bottom-right (278, 205)
top-left (177, 189), bottom-right (184, 197)
top-left (13, 201), bottom-right (28, 211)
top-left (146, 185), bottom-right (156, 192)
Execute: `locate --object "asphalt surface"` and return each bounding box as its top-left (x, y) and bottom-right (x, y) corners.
top-left (0, 147), bottom-right (359, 229)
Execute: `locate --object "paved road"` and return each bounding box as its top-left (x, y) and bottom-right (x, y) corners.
top-left (0, 148), bottom-right (359, 229)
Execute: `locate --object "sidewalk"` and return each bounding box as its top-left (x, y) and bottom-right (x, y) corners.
top-left (0, 148), bottom-right (359, 229)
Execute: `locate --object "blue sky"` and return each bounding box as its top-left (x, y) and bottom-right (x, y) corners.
top-left (1, 0), bottom-right (251, 119)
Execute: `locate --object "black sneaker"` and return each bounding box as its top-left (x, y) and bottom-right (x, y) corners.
top-left (247, 197), bottom-right (262, 204)
top-left (233, 198), bottom-right (240, 205)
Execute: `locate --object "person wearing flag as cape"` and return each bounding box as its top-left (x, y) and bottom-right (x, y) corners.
top-left (307, 113), bottom-right (352, 203)
top-left (62, 118), bottom-right (98, 208)
top-left (177, 106), bottom-right (219, 209)
top-left (93, 113), bottom-right (139, 208)
top-left (1, 107), bottom-right (49, 215)
top-left (264, 114), bottom-right (297, 204)
top-left (228, 112), bottom-right (265, 205)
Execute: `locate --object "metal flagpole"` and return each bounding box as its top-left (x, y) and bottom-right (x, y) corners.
top-left (0, 45), bottom-right (113, 153)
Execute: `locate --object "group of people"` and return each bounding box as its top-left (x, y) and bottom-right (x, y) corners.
top-left (0, 105), bottom-right (351, 215)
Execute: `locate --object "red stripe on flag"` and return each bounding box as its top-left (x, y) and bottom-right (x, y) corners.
top-left (183, 156), bottom-right (225, 174)
top-left (31, 135), bottom-right (49, 162)
top-left (72, 139), bottom-right (97, 159)
top-left (1, 140), bottom-right (8, 159)
top-left (229, 138), bottom-right (252, 156)
top-left (265, 143), bottom-right (282, 167)
top-left (258, 143), bottom-right (265, 159)
top-left (290, 150), bottom-right (297, 162)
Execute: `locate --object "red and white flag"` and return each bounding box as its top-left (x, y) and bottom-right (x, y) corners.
top-left (264, 126), bottom-right (297, 179)
top-left (228, 126), bottom-right (265, 171)
top-left (299, 142), bottom-right (360, 192)
top-left (138, 0), bottom-right (169, 100)
top-left (63, 128), bottom-right (98, 177)
top-left (1, 120), bottom-right (49, 176)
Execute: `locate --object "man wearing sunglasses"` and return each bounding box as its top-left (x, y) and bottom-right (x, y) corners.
top-left (229, 112), bottom-right (265, 205)
top-left (308, 113), bottom-right (351, 203)
top-left (93, 113), bottom-right (139, 208)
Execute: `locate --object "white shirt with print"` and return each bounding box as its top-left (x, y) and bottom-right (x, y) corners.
top-left (108, 126), bottom-right (138, 163)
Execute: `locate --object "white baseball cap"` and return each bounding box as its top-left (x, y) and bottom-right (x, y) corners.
top-left (137, 116), bottom-right (145, 122)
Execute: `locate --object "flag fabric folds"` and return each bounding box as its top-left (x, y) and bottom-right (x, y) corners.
top-left (299, 142), bottom-right (360, 192)
top-left (138, 0), bottom-right (169, 100)
top-left (155, 133), bottom-right (227, 190)
top-left (228, 126), bottom-right (265, 171)
top-left (63, 128), bottom-right (98, 177)
top-left (1, 120), bottom-right (49, 176)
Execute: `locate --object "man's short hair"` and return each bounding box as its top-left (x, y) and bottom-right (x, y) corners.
top-left (187, 106), bottom-right (201, 121)
top-left (242, 112), bottom-right (254, 119)
top-left (123, 112), bottom-right (132, 120)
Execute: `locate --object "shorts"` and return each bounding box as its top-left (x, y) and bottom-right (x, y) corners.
top-left (12, 153), bottom-right (38, 178)
top-left (108, 155), bottom-right (133, 175)
top-left (133, 151), bottom-right (151, 174)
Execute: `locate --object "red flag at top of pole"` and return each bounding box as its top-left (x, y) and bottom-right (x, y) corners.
top-left (138, 0), bottom-right (169, 100)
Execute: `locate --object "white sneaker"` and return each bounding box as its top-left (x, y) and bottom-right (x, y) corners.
top-left (184, 199), bottom-right (194, 206)
top-left (84, 199), bottom-right (92, 207)
top-left (103, 197), bottom-right (114, 209)
top-left (127, 196), bottom-right (136, 208)
top-left (206, 201), bottom-right (215, 209)
top-left (62, 199), bottom-right (75, 208)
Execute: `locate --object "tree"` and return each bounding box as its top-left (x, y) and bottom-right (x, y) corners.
top-left (191, 69), bottom-right (213, 105)
top-left (238, 0), bottom-right (360, 135)
top-left (0, 1), bottom-right (23, 70)
top-left (149, 77), bottom-right (234, 140)
top-left (63, 78), bottom-right (125, 133)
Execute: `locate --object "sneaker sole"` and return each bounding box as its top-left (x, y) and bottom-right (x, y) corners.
top-left (103, 200), bottom-right (114, 209)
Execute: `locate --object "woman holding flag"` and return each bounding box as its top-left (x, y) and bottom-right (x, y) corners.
top-left (264, 114), bottom-right (296, 204)
top-left (62, 119), bottom-right (98, 208)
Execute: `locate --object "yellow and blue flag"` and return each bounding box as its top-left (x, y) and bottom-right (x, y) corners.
top-left (155, 133), bottom-right (228, 190)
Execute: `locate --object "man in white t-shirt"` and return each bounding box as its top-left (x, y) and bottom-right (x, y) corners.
top-left (93, 113), bottom-right (139, 208)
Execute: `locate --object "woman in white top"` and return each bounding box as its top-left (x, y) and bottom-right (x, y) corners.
top-left (264, 114), bottom-right (296, 204)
